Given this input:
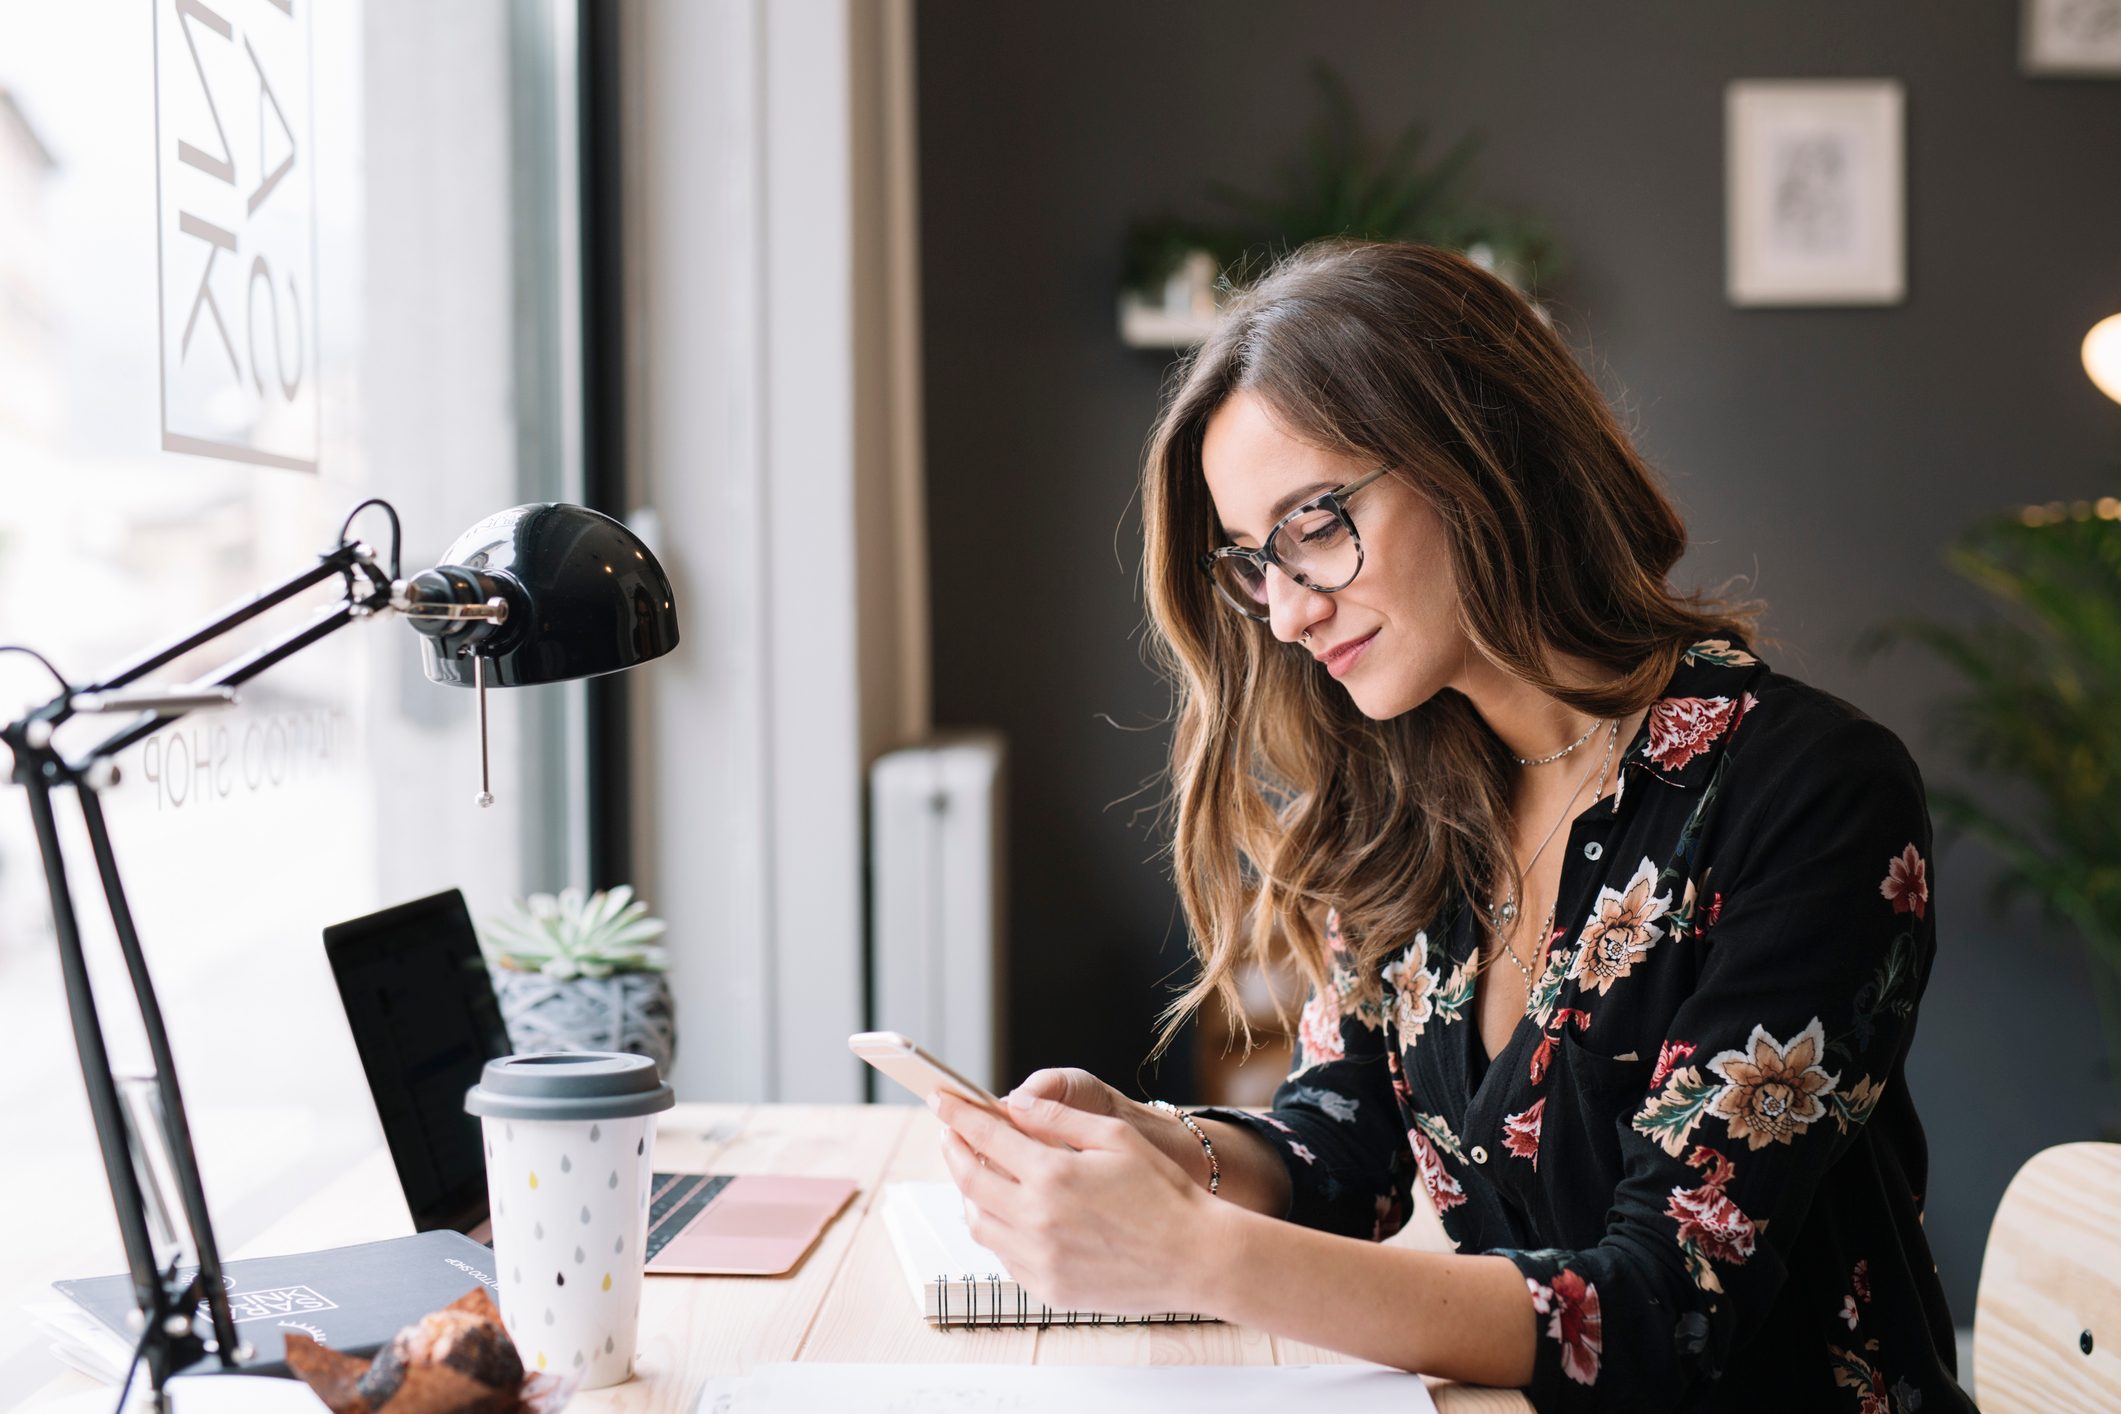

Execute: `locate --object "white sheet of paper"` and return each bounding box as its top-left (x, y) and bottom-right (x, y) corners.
top-left (166, 1377), bottom-right (331, 1412)
top-left (700, 1361), bottom-right (1438, 1413)
top-left (32, 1376), bottom-right (330, 1414)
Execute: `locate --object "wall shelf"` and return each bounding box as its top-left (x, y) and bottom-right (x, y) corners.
top-left (1117, 295), bottom-right (1221, 349)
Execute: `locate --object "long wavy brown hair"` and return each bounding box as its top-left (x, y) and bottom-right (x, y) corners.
top-left (1140, 239), bottom-right (1761, 1053)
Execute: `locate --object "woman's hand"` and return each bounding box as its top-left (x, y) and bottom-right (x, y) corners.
top-left (1007, 1068), bottom-right (1218, 1189)
top-left (932, 1088), bottom-right (1222, 1317)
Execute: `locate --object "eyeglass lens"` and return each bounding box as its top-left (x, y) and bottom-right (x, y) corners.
top-left (1210, 506), bottom-right (1359, 610)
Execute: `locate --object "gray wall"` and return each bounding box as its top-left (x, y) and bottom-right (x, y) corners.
top-left (916, 0), bottom-right (2121, 1322)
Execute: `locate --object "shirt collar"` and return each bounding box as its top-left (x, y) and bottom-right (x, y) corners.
top-left (1618, 636), bottom-right (1769, 793)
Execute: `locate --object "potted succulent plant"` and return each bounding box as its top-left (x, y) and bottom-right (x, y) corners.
top-left (478, 885), bottom-right (676, 1074)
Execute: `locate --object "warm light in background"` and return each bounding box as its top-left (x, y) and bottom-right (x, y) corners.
top-left (2084, 312), bottom-right (2121, 406)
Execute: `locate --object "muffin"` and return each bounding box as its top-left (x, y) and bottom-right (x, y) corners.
top-left (354, 1306), bottom-right (526, 1406)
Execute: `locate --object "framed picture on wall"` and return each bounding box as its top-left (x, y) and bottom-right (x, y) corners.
top-left (1725, 80), bottom-right (1906, 308)
top-left (2021, 0), bottom-right (2121, 76)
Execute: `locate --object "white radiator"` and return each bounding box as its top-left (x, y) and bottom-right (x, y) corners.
top-left (868, 731), bottom-right (1007, 1096)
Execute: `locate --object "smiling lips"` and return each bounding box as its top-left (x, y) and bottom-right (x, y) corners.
top-left (1315, 629), bottom-right (1378, 679)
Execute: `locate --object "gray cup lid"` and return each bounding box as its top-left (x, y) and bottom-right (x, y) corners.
top-left (464, 1052), bottom-right (676, 1121)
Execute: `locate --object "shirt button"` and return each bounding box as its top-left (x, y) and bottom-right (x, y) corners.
top-left (1583, 841), bottom-right (1604, 861)
top-left (1470, 1144), bottom-right (1489, 1164)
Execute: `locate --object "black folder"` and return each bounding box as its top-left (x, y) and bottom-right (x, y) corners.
top-left (54, 1228), bottom-right (499, 1379)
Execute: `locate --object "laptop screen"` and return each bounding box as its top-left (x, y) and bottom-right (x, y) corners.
top-left (323, 889), bottom-right (508, 1235)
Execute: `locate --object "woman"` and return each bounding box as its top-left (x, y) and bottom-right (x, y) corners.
top-left (931, 240), bottom-right (1974, 1412)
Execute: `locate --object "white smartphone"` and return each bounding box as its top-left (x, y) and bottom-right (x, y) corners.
top-left (848, 1031), bottom-right (1006, 1115)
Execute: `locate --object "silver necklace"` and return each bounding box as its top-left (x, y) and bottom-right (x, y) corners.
top-left (1483, 719), bottom-right (1619, 986)
top-left (1483, 902), bottom-right (1557, 990)
top-left (1516, 716), bottom-right (1603, 767)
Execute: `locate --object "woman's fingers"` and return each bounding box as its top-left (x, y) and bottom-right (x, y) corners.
top-left (939, 1119), bottom-right (1021, 1199)
top-left (938, 1127), bottom-right (1028, 1257)
top-left (1009, 1067), bottom-right (1116, 1115)
top-left (1002, 1091), bottom-right (1135, 1152)
top-left (934, 1092), bottom-right (1053, 1171)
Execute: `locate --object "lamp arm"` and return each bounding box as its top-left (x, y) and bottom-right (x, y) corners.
top-left (79, 540), bottom-right (388, 701)
top-left (10, 539), bottom-right (391, 773)
top-left (87, 784), bottom-right (247, 1375)
top-left (17, 773), bottom-right (193, 1373)
top-left (0, 514), bottom-right (398, 1408)
top-left (84, 595), bottom-right (374, 766)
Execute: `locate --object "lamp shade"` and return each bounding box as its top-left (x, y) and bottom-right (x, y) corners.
top-left (407, 503), bottom-right (679, 687)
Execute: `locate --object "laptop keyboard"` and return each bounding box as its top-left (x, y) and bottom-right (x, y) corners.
top-left (644, 1172), bottom-right (736, 1261)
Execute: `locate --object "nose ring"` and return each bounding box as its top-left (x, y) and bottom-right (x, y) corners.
top-left (1301, 630), bottom-right (1313, 645)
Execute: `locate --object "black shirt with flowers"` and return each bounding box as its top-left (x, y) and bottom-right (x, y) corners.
top-left (1198, 638), bottom-right (1976, 1413)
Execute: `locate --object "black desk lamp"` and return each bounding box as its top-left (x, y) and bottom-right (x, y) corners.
top-left (0, 499), bottom-right (677, 1410)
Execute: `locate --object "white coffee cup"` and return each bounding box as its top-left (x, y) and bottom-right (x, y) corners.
top-left (465, 1052), bottom-right (674, 1389)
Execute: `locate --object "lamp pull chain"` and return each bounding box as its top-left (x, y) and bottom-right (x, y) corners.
top-left (473, 653), bottom-right (496, 808)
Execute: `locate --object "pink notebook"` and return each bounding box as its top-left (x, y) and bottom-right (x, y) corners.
top-left (643, 1173), bottom-right (859, 1276)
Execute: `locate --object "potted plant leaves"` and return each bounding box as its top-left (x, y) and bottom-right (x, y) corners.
top-left (478, 885), bottom-right (676, 1074)
top-left (1862, 500), bottom-right (2121, 1127)
top-left (1119, 63), bottom-right (1565, 346)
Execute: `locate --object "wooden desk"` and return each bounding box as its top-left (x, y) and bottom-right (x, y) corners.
top-left (21, 1105), bottom-right (1528, 1412)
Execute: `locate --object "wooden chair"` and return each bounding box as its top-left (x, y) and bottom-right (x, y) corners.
top-left (1973, 1141), bottom-right (2121, 1411)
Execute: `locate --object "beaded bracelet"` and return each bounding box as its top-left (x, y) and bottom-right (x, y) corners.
top-left (1148, 1099), bottom-right (1220, 1197)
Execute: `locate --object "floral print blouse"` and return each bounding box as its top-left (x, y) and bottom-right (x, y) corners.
top-left (1198, 638), bottom-right (1976, 1413)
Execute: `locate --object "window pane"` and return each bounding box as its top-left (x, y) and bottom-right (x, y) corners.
top-left (0, 0), bottom-right (581, 1379)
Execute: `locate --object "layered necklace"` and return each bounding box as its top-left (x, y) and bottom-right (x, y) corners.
top-left (1480, 716), bottom-right (1620, 990)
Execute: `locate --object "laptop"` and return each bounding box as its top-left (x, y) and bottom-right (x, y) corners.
top-left (323, 889), bottom-right (856, 1275)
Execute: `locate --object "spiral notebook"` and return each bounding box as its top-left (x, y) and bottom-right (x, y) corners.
top-left (877, 1182), bottom-right (1214, 1328)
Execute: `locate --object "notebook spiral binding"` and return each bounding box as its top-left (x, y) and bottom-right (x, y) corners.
top-left (928, 1273), bottom-right (1211, 1329)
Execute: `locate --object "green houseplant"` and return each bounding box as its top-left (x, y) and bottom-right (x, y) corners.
top-left (478, 885), bottom-right (676, 1073)
top-left (1121, 63), bottom-right (1563, 332)
top-left (1862, 501), bottom-right (2121, 1115)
